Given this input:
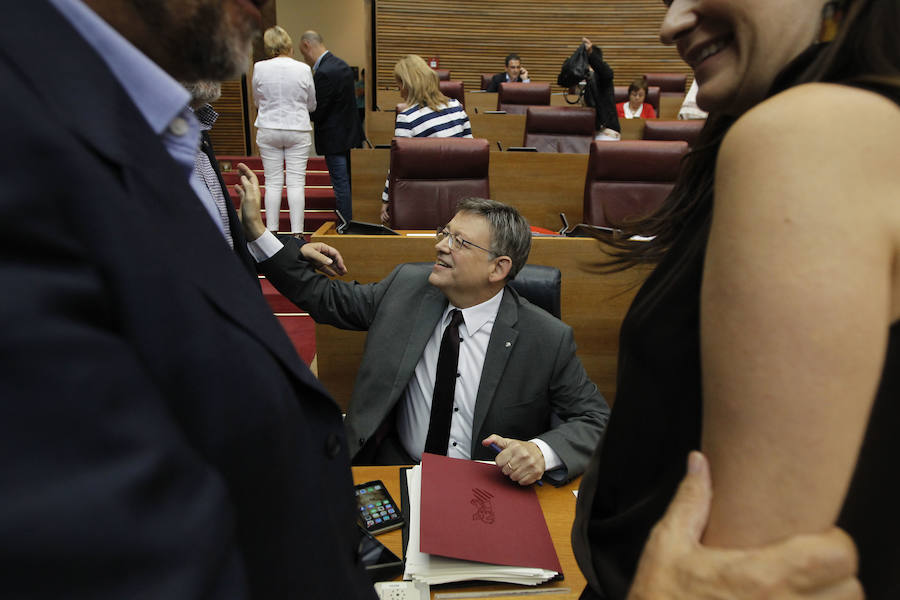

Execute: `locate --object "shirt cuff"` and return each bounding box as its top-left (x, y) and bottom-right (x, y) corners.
top-left (247, 229), bottom-right (284, 263)
top-left (530, 438), bottom-right (563, 472)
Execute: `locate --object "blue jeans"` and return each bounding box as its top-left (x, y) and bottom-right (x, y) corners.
top-left (325, 152), bottom-right (352, 221)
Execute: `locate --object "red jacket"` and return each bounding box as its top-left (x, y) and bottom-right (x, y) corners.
top-left (616, 102), bottom-right (656, 119)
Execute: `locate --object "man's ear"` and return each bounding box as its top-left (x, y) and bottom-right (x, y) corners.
top-left (488, 256), bottom-right (512, 283)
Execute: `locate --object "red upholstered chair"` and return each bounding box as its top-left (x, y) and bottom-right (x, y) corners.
top-left (523, 106), bottom-right (596, 153)
top-left (644, 73), bottom-right (688, 108)
top-left (583, 140), bottom-right (688, 227)
top-left (643, 73), bottom-right (687, 94)
top-left (387, 137), bottom-right (491, 229)
top-left (481, 73), bottom-right (494, 91)
top-left (614, 85), bottom-right (661, 114)
top-left (642, 119), bottom-right (706, 148)
top-left (438, 80), bottom-right (466, 109)
top-left (433, 69), bottom-right (451, 81)
top-left (497, 82), bottom-right (551, 114)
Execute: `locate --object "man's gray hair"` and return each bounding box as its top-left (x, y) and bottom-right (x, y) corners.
top-left (300, 31), bottom-right (323, 45)
top-left (181, 81), bottom-right (222, 107)
top-left (455, 198), bottom-right (531, 280)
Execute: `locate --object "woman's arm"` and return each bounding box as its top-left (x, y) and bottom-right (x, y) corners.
top-left (700, 83), bottom-right (900, 547)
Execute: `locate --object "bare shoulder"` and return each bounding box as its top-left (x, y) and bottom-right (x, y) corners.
top-left (722, 82), bottom-right (900, 156)
top-left (717, 82), bottom-right (900, 216)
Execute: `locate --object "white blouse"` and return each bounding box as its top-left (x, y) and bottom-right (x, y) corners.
top-left (252, 56), bottom-right (317, 131)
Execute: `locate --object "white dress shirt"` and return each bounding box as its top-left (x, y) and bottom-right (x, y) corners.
top-left (396, 290), bottom-right (561, 470)
top-left (252, 56), bottom-right (317, 131)
top-left (624, 102), bottom-right (645, 119)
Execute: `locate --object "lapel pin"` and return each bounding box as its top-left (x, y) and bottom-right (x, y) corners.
top-left (505, 341), bottom-right (512, 348)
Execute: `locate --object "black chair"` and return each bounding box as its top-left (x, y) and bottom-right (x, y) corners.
top-left (509, 264), bottom-right (561, 319)
top-left (413, 263), bottom-right (561, 319)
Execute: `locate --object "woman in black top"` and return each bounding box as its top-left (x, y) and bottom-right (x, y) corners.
top-left (573, 1), bottom-right (900, 598)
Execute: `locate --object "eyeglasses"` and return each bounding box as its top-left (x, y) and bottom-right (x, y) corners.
top-left (435, 227), bottom-right (494, 254)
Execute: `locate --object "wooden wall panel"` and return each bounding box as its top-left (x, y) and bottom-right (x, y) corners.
top-left (374, 1), bottom-right (691, 95)
top-left (207, 79), bottom-right (249, 156)
top-left (207, 2), bottom-right (276, 156)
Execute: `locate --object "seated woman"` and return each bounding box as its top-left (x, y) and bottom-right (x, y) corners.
top-left (574, 0), bottom-right (900, 598)
top-left (616, 76), bottom-right (657, 119)
top-left (381, 55), bottom-right (472, 225)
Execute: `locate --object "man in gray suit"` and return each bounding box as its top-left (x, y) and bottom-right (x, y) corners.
top-left (238, 190), bottom-right (608, 485)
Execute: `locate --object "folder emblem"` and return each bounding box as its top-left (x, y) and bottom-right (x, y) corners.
top-left (471, 488), bottom-right (496, 524)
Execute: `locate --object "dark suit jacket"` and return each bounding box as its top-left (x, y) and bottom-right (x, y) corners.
top-left (200, 130), bottom-right (257, 276)
top-left (310, 52), bottom-right (364, 154)
top-left (0, 4), bottom-right (374, 598)
top-left (260, 252), bottom-right (610, 482)
top-left (486, 72), bottom-right (525, 93)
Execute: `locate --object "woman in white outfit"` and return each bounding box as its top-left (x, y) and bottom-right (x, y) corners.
top-left (252, 26), bottom-right (316, 235)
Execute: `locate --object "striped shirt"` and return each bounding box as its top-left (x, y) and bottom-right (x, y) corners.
top-left (383, 99), bottom-right (473, 201)
top-left (394, 98), bottom-right (472, 138)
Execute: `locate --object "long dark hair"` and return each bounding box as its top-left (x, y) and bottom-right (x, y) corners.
top-left (601, 0), bottom-right (900, 271)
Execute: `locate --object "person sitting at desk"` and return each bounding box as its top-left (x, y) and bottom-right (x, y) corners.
top-left (486, 53), bottom-right (531, 92)
top-left (617, 76), bottom-right (657, 119)
top-left (381, 54), bottom-right (473, 225)
top-left (238, 191), bottom-right (610, 486)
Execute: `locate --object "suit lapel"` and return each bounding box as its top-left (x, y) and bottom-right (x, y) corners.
top-left (201, 131), bottom-right (257, 279)
top-left (471, 288), bottom-right (520, 447)
top-left (392, 285), bottom-right (447, 399)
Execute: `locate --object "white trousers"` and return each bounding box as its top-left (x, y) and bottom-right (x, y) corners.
top-left (256, 128), bottom-right (312, 234)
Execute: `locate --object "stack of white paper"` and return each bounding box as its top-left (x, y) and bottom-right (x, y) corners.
top-left (402, 465), bottom-right (559, 586)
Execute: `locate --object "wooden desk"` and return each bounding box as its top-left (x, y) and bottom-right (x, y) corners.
top-left (488, 152), bottom-right (587, 229)
top-left (659, 95), bottom-right (684, 120)
top-left (619, 118), bottom-right (646, 140)
top-left (377, 89), bottom-right (405, 111)
top-left (353, 465), bottom-right (585, 599)
top-left (312, 222), bottom-right (647, 411)
top-left (350, 149), bottom-right (587, 230)
top-left (367, 110), bottom-right (397, 146)
top-left (465, 91), bottom-right (498, 114)
top-left (470, 112), bottom-right (526, 150)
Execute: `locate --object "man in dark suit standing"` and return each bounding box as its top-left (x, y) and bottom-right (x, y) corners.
top-left (0, 1), bottom-right (373, 598)
top-left (486, 53), bottom-right (531, 92)
top-left (300, 30), bottom-right (364, 220)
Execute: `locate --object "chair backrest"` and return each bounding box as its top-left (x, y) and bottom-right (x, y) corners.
top-left (614, 85), bottom-right (661, 114)
top-left (643, 73), bottom-right (687, 94)
top-left (434, 69), bottom-right (451, 81)
top-left (509, 265), bottom-right (562, 318)
top-left (410, 263), bottom-right (561, 319)
top-left (438, 80), bottom-right (466, 109)
top-left (388, 137), bottom-right (491, 229)
top-left (583, 140), bottom-right (687, 227)
top-left (497, 82), bottom-right (551, 114)
top-left (523, 106), bottom-right (596, 154)
top-left (642, 119), bottom-right (706, 147)
top-left (480, 73), bottom-right (494, 91)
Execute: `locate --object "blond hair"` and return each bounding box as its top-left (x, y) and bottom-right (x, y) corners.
top-left (394, 55), bottom-right (448, 112)
top-left (263, 26), bottom-right (292, 58)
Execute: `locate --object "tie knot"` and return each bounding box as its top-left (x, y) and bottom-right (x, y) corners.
top-left (448, 309), bottom-right (464, 329)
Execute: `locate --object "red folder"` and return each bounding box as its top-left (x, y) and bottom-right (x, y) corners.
top-left (419, 453), bottom-right (562, 573)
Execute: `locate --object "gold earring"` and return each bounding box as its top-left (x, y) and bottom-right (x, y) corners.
top-left (819, 0), bottom-right (850, 43)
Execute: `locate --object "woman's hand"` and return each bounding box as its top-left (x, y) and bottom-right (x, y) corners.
top-left (628, 452), bottom-right (862, 600)
top-left (380, 202), bottom-right (391, 226)
top-left (234, 163), bottom-right (267, 241)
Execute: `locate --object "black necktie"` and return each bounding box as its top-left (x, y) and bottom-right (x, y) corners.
top-left (424, 309), bottom-right (464, 455)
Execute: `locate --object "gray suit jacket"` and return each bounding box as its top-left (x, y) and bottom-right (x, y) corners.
top-left (261, 246), bottom-right (609, 482)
